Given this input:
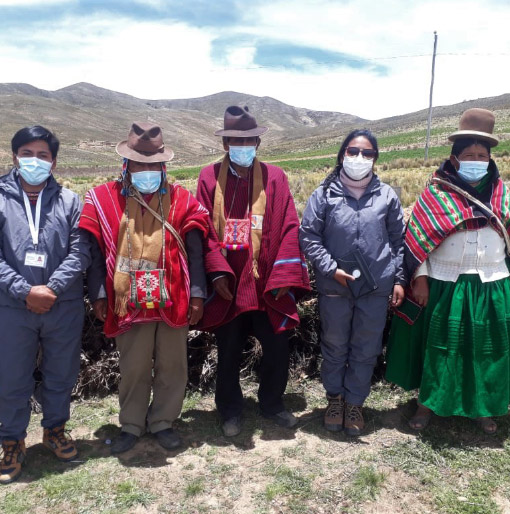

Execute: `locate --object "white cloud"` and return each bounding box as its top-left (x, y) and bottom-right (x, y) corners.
top-left (0, 0), bottom-right (509, 119)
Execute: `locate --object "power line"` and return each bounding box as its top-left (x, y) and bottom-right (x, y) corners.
top-left (212, 52), bottom-right (510, 71)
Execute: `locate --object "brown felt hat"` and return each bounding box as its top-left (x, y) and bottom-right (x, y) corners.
top-left (214, 105), bottom-right (268, 137)
top-left (116, 122), bottom-right (174, 162)
top-left (448, 108), bottom-right (499, 147)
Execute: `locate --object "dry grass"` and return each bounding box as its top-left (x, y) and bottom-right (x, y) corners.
top-left (3, 380), bottom-right (510, 514)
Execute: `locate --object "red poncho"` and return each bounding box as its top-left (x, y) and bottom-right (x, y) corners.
top-left (196, 161), bottom-right (310, 333)
top-left (79, 180), bottom-right (209, 337)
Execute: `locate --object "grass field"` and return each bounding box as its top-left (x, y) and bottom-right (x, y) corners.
top-left (53, 154), bottom-right (510, 215)
top-left (2, 379), bottom-right (510, 514)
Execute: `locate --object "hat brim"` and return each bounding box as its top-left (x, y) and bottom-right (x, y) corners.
top-left (115, 141), bottom-right (174, 162)
top-left (448, 130), bottom-right (499, 147)
top-left (214, 126), bottom-right (268, 137)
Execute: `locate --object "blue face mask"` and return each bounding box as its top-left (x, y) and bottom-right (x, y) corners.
top-left (456, 158), bottom-right (489, 183)
top-left (130, 170), bottom-right (161, 193)
top-left (229, 146), bottom-right (256, 168)
top-left (17, 156), bottom-right (53, 185)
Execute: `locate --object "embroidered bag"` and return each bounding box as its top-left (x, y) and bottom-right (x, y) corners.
top-left (129, 269), bottom-right (171, 309)
top-left (125, 192), bottom-right (172, 310)
top-left (222, 218), bottom-right (250, 251)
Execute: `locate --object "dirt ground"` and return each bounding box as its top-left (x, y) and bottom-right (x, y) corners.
top-left (2, 379), bottom-right (510, 514)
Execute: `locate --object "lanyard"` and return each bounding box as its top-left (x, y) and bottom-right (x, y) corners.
top-left (22, 189), bottom-right (44, 247)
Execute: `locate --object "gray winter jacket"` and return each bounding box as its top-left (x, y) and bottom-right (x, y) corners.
top-left (299, 173), bottom-right (405, 296)
top-left (0, 168), bottom-right (91, 308)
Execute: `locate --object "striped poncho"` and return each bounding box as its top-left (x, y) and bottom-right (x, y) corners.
top-left (405, 160), bottom-right (510, 281)
top-left (79, 180), bottom-right (209, 337)
top-left (196, 160), bottom-right (310, 334)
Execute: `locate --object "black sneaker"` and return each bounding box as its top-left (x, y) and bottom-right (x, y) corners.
top-left (261, 410), bottom-right (298, 428)
top-left (110, 431), bottom-right (138, 454)
top-left (154, 428), bottom-right (181, 450)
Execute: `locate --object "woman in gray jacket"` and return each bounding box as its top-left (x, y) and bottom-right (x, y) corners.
top-left (299, 129), bottom-right (405, 436)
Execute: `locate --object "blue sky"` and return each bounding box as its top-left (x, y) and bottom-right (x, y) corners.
top-left (1, 0), bottom-right (509, 119)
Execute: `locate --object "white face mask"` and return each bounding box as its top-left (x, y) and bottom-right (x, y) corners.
top-left (342, 154), bottom-right (373, 180)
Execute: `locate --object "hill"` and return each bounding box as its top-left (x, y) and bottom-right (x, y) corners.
top-left (0, 82), bottom-right (509, 168)
top-left (0, 83), bottom-right (365, 167)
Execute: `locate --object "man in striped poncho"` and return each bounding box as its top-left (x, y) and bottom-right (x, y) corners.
top-left (80, 122), bottom-right (209, 453)
top-left (196, 106), bottom-right (310, 437)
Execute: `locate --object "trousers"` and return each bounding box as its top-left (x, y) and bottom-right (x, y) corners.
top-left (214, 310), bottom-right (290, 419)
top-left (0, 301), bottom-right (84, 441)
top-left (319, 293), bottom-right (389, 405)
top-left (115, 321), bottom-right (188, 436)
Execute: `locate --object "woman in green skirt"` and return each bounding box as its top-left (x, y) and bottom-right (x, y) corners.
top-left (386, 108), bottom-right (510, 434)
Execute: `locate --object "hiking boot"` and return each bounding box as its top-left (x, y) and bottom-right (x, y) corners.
top-left (344, 403), bottom-right (364, 436)
top-left (0, 440), bottom-right (26, 485)
top-left (154, 428), bottom-right (181, 450)
top-left (110, 431), bottom-right (138, 454)
top-left (261, 410), bottom-right (298, 428)
top-left (43, 424), bottom-right (78, 462)
top-left (222, 416), bottom-right (242, 437)
top-left (324, 394), bottom-right (344, 432)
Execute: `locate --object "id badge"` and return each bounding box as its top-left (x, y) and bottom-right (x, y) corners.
top-left (25, 251), bottom-right (47, 268)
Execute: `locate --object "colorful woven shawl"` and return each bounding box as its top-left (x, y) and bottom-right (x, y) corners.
top-left (80, 180), bottom-right (209, 337)
top-left (405, 164), bottom-right (510, 280)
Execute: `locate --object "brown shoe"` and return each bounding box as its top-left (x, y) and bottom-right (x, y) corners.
top-left (43, 425), bottom-right (78, 462)
top-left (324, 394), bottom-right (344, 432)
top-left (344, 403), bottom-right (364, 436)
top-left (0, 439), bottom-right (26, 485)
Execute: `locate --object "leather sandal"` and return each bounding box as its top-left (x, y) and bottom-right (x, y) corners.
top-left (476, 417), bottom-right (497, 435)
top-left (409, 404), bottom-right (432, 431)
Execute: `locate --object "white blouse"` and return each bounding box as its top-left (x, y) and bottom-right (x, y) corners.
top-left (415, 226), bottom-right (509, 283)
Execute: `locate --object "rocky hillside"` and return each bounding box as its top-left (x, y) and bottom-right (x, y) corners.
top-left (1, 82), bottom-right (509, 167)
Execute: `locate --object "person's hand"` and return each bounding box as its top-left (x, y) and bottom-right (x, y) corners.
top-left (92, 298), bottom-right (107, 322)
top-left (26, 285), bottom-right (57, 314)
top-left (213, 276), bottom-right (233, 301)
top-left (333, 268), bottom-right (355, 287)
top-left (274, 286), bottom-right (290, 301)
top-left (188, 297), bottom-right (204, 325)
top-left (391, 284), bottom-right (405, 307)
top-left (412, 276), bottom-right (429, 307)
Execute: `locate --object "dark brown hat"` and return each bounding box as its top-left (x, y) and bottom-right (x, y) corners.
top-left (214, 105), bottom-right (268, 137)
top-left (116, 122), bottom-right (174, 162)
top-left (448, 108), bottom-right (499, 147)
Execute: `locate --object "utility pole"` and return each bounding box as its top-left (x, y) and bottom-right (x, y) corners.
top-left (425, 31), bottom-right (438, 161)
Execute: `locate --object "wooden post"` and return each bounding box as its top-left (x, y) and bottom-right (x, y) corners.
top-left (425, 31), bottom-right (438, 161)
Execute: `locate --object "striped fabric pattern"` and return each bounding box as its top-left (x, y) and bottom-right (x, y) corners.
top-left (405, 174), bottom-right (510, 279)
top-left (80, 180), bottom-right (209, 337)
top-left (196, 160), bottom-right (310, 334)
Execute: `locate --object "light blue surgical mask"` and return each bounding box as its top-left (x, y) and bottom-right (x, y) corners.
top-left (130, 170), bottom-right (161, 193)
top-left (455, 157), bottom-right (489, 183)
top-left (229, 146), bottom-right (256, 167)
top-left (17, 156), bottom-right (53, 185)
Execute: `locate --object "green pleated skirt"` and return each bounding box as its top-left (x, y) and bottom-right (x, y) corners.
top-left (386, 274), bottom-right (510, 418)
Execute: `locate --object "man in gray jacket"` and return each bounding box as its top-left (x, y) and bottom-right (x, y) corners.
top-left (0, 126), bottom-right (91, 485)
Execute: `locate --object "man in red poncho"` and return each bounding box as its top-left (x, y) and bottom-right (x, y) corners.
top-left (80, 122), bottom-right (209, 453)
top-left (196, 106), bottom-right (310, 436)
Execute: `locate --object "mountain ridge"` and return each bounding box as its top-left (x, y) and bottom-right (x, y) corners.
top-left (0, 82), bottom-right (509, 167)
